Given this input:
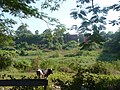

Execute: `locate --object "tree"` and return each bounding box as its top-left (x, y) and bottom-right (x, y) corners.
top-left (15, 23), bottom-right (33, 36)
top-left (106, 31), bottom-right (114, 40)
top-left (63, 40), bottom-right (78, 50)
top-left (78, 33), bottom-right (84, 43)
top-left (40, 29), bottom-right (53, 48)
top-left (53, 25), bottom-right (66, 44)
top-left (70, 0), bottom-right (120, 45)
top-left (0, 0), bottom-right (65, 46)
top-left (0, 33), bottom-right (13, 47)
top-left (100, 31), bottom-right (114, 41)
top-left (0, 0), bottom-right (65, 20)
top-left (0, 18), bottom-right (16, 47)
top-left (52, 25), bottom-right (66, 49)
top-left (35, 30), bottom-right (39, 35)
top-left (15, 23), bottom-right (34, 44)
top-left (15, 24), bottom-right (42, 45)
top-left (104, 28), bottom-right (120, 54)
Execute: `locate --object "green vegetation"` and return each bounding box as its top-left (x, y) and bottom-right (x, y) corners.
top-left (0, 48), bottom-right (120, 90)
top-left (0, 27), bottom-right (120, 90)
top-left (0, 0), bottom-right (120, 90)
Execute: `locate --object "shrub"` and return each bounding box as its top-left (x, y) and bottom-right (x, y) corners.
top-left (111, 60), bottom-right (120, 72)
top-left (49, 51), bottom-right (60, 58)
top-left (89, 61), bottom-right (110, 74)
top-left (1, 46), bottom-right (16, 51)
top-left (63, 40), bottom-right (78, 50)
top-left (58, 66), bottom-right (73, 73)
top-left (31, 56), bottom-right (42, 70)
top-left (50, 43), bottom-right (62, 50)
top-left (58, 69), bottom-right (120, 90)
top-left (0, 50), bottom-right (14, 69)
top-left (19, 50), bottom-right (28, 56)
top-left (49, 72), bottom-right (73, 89)
top-left (6, 66), bottom-right (19, 73)
top-left (13, 60), bottom-right (31, 71)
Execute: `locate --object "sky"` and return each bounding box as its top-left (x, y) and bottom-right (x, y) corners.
top-left (6, 0), bottom-right (120, 34)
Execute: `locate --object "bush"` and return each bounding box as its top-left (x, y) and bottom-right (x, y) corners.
top-left (19, 50), bottom-right (28, 56)
top-left (13, 60), bottom-right (31, 71)
top-left (111, 60), bottom-right (120, 72)
top-left (0, 50), bottom-right (14, 69)
top-left (31, 57), bottom-right (42, 70)
top-left (58, 66), bottom-right (73, 73)
top-left (70, 73), bottom-right (120, 90)
top-left (49, 51), bottom-right (60, 58)
top-left (1, 46), bottom-right (16, 51)
top-left (50, 43), bottom-right (62, 50)
top-left (89, 61), bottom-right (110, 74)
top-left (63, 40), bottom-right (78, 50)
top-left (57, 69), bottom-right (120, 90)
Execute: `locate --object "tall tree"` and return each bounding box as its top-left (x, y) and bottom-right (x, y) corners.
top-left (70, 0), bottom-right (120, 45)
top-left (15, 23), bottom-right (34, 44)
top-left (0, 0), bottom-right (65, 46)
top-left (53, 25), bottom-right (66, 45)
top-left (41, 29), bottom-right (53, 48)
top-left (15, 23), bottom-right (33, 36)
top-left (104, 28), bottom-right (120, 54)
top-left (0, 18), bottom-right (16, 47)
top-left (0, 0), bottom-right (65, 20)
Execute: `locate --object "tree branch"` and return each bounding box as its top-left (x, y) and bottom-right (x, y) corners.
top-left (92, 0), bottom-right (94, 9)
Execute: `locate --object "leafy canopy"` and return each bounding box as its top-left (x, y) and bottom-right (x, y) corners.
top-left (0, 0), bottom-right (65, 46)
top-left (70, 0), bottom-right (120, 33)
top-left (70, 0), bottom-right (120, 48)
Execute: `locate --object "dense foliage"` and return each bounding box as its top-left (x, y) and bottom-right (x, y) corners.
top-left (0, 50), bottom-right (17, 69)
top-left (0, 0), bottom-right (120, 90)
top-left (0, 48), bottom-right (120, 90)
top-left (70, 0), bottom-right (120, 49)
top-left (0, 0), bottom-right (65, 47)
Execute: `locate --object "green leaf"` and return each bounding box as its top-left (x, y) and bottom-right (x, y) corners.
top-left (70, 11), bottom-right (78, 19)
top-left (98, 25), bottom-right (106, 30)
top-left (92, 24), bottom-right (98, 31)
top-left (93, 6), bottom-right (101, 14)
top-left (99, 16), bottom-right (106, 24)
top-left (82, 21), bottom-right (90, 26)
top-left (78, 14), bottom-right (84, 19)
top-left (85, 0), bottom-right (90, 3)
top-left (80, 10), bottom-right (87, 16)
top-left (102, 7), bottom-right (109, 14)
top-left (90, 15), bottom-right (99, 23)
